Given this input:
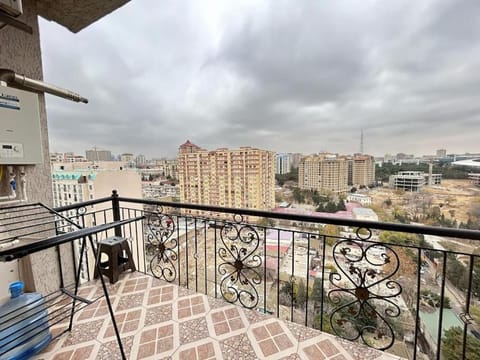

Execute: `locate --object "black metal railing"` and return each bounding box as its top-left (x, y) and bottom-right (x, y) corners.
top-left (52, 191), bottom-right (480, 360)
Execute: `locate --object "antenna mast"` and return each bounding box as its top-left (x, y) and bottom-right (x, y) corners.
top-left (360, 129), bottom-right (364, 154)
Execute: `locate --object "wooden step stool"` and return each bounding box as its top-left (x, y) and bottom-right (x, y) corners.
top-left (94, 236), bottom-right (136, 284)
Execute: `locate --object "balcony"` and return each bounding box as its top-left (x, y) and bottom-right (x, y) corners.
top-left (3, 192), bottom-right (480, 359)
top-left (35, 272), bottom-right (395, 360)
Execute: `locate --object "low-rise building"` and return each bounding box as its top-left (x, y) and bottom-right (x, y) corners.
top-left (389, 171), bottom-right (441, 191)
top-left (50, 152), bottom-right (87, 163)
top-left (352, 207), bottom-right (378, 222)
top-left (469, 173), bottom-right (480, 186)
top-left (347, 193), bottom-right (372, 206)
top-left (85, 148), bottom-right (112, 161)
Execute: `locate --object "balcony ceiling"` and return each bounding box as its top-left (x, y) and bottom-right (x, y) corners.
top-left (37, 0), bottom-right (130, 33)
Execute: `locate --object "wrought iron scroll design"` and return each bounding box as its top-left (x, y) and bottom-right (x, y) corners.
top-left (328, 229), bottom-right (401, 350)
top-left (145, 207), bottom-right (177, 282)
top-left (218, 218), bottom-right (262, 309)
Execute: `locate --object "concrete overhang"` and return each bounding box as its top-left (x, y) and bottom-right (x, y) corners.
top-left (37, 0), bottom-right (130, 33)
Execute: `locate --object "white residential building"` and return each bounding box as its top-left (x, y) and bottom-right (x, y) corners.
top-left (347, 193), bottom-right (372, 206)
top-left (275, 153), bottom-right (291, 174)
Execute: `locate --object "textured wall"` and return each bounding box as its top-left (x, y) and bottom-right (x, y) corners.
top-left (0, 0), bottom-right (74, 294)
top-left (0, 0), bottom-right (52, 206)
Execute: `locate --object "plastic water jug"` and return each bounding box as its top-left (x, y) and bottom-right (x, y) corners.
top-left (0, 282), bottom-right (51, 360)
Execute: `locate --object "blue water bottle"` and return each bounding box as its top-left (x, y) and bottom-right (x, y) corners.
top-left (0, 281), bottom-right (51, 359)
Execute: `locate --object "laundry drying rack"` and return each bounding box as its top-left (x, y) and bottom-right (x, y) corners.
top-left (0, 202), bottom-right (143, 359)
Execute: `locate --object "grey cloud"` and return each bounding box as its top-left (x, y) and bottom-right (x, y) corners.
top-left (40, 0), bottom-right (480, 158)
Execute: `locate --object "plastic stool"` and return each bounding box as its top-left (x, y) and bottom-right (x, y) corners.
top-left (93, 236), bottom-right (136, 284)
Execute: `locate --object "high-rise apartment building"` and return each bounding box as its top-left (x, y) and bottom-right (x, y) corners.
top-left (298, 154), bottom-right (349, 194)
top-left (85, 148), bottom-right (112, 161)
top-left (51, 164), bottom-right (142, 280)
top-left (135, 154), bottom-right (146, 167)
top-left (177, 141), bottom-right (275, 210)
top-left (436, 149), bottom-right (447, 158)
top-left (289, 153), bottom-right (303, 169)
top-left (348, 155), bottom-right (375, 187)
top-left (152, 159), bottom-right (179, 179)
top-left (275, 153), bottom-right (291, 174)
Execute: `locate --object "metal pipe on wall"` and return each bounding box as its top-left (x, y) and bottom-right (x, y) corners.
top-left (0, 69), bottom-right (88, 103)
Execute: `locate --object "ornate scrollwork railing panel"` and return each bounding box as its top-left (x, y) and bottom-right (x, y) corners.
top-left (217, 220), bottom-right (263, 309)
top-left (328, 231), bottom-right (402, 350)
top-left (145, 207), bottom-right (178, 282)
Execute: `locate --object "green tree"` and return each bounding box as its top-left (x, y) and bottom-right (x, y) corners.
top-left (257, 217), bottom-right (275, 228)
top-left (446, 257), bottom-right (468, 291)
top-left (442, 326), bottom-right (480, 360)
top-left (296, 279), bottom-right (306, 309)
top-left (471, 250), bottom-right (480, 297)
top-left (275, 168), bottom-right (299, 186)
top-left (292, 188), bottom-right (305, 203)
top-left (311, 191), bottom-right (323, 205)
top-left (313, 312), bottom-right (333, 333)
top-left (311, 278), bottom-right (324, 305)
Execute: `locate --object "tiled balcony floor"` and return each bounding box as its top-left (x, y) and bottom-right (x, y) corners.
top-left (35, 272), bottom-right (403, 360)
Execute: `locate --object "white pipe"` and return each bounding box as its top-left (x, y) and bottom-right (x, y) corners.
top-left (0, 166), bottom-right (16, 201)
top-left (0, 165), bottom-right (27, 202)
top-left (0, 69), bottom-right (88, 104)
top-left (19, 166), bottom-right (27, 202)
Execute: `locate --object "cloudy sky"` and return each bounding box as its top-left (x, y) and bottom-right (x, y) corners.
top-left (39, 0), bottom-right (480, 159)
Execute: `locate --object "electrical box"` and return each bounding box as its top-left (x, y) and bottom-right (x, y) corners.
top-left (0, 85), bottom-right (43, 164)
top-left (0, 0), bottom-right (22, 16)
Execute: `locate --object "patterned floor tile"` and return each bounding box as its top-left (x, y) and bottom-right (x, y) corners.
top-left (176, 339), bottom-right (222, 360)
top-left (337, 337), bottom-right (388, 360)
top-left (61, 319), bottom-right (105, 347)
top-left (132, 321), bottom-right (178, 359)
top-left (50, 343), bottom-right (97, 360)
top-left (208, 306), bottom-right (248, 339)
top-left (179, 317), bottom-right (210, 345)
top-left (97, 335), bottom-right (134, 360)
top-left (121, 277), bottom-right (150, 294)
top-left (247, 319), bottom-right (297, 359)
top-left (116, 292), bottom-right (146, 311)
top-left (102, 309), bottom-right (144, 339)
top-left (299, 335), bottom-right (354, 360)
top-left (144, 303), bottom-right (173, 326)
top-left (284, 320), bottom-right (322, 342)
top-left (220, 333), bottom-right (257, 360)
top-left (146, 285), bottom-right (175, 306)
top-left (92, 281), bottom-right (123, 298)
top-left (241, 306), bottom-right (270, 324)
top-left (174, 294), bottom-right (208, 321)
top-left (35, 272), bottom-right (406, 360)
top-left (75, 297), bottom-right (115, 322)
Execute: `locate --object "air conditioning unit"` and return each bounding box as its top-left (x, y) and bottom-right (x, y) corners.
top-left (0, 0), bottom-right (22, 17)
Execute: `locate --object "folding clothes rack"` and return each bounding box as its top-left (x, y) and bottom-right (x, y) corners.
top-left (0, 202), bottom-right (143, 360)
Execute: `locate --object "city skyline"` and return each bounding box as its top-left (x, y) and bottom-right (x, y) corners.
top-left (40, 0), bottom-right (480, 158)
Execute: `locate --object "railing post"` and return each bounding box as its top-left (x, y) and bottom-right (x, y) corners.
top-left (111, 190), bottom-right (122, 237)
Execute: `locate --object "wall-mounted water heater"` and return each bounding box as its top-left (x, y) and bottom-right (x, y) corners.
top-left (0, 85), bottom-right (43, 164)
top-left (0, 0), bottom-right (23, 17)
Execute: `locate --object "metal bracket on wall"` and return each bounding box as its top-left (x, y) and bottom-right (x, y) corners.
top-left (0, 11), bottom-right (33, 34)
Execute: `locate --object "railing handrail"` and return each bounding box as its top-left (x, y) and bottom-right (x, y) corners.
top-left (51, 193), bottom-right (480, 241)
top-left (52, 196), bottom-right (113, 212)
top-left (115, 196), bottom-right (480, 241)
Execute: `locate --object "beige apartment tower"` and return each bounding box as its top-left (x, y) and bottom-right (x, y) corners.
top-left (177, 141), bottom-right (275, 210)
top-left (299, 154), bottom-right (349, 194)
top-left (349, 155), bottom-right (375, 187)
